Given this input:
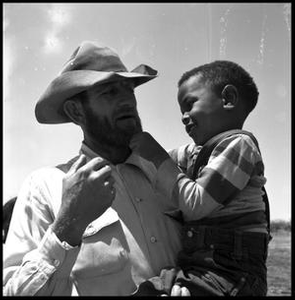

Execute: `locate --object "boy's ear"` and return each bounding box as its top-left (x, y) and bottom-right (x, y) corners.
top-left (221, 84), bottom-right (238, 110)
top-left (63, 99), bottom-right (85, 125)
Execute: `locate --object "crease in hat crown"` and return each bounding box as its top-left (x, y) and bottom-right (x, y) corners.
top-left (59, 41), bottom-right (128, 75)
top-left (35, 41), bottom-right (158, 124)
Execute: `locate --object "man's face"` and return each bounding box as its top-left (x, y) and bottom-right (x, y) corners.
top-left (81, 80), bottom-right (142, 148)
top-left (178, 74), bottom-right (227, 146)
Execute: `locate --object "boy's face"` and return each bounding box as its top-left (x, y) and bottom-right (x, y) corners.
top-left (178, 74), bottom-right (228, 146)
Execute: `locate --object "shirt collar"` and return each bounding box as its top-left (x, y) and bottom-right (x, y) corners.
top-left (79, 142), bottom-right (101, 162)
top-left (79, 142), bottom-right (157, 184)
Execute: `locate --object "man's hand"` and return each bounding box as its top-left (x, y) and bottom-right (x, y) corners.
top-left (52, 154), bottom-right (116, 246)
top-left (130, 131), bottom-right (170, 169)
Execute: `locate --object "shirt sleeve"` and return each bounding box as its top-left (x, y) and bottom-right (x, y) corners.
top-left (156, 134), bottom-right (264, 221)
top-left (3, 170), bottom-right (81, 296)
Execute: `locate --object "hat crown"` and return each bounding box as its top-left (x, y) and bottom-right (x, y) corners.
top-left (35, 41), bottom-right (158, 124)
top-left (60, 41), bottom-right (128, 74)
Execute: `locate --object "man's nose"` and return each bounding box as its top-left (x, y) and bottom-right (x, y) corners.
top-left (182, 113), bottom-right (190, 125)
top-left (118, 88), bottom-right (136, 103)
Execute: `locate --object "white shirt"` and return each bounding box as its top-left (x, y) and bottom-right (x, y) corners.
top-left (3, 143), bottom-right (182, 296)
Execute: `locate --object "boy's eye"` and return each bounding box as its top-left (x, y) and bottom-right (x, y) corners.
top-left (181, 98), bottom-right (196, 112)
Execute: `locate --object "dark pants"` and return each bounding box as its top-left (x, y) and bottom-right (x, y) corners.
top-left (133, 225), bottom-right (269, 296)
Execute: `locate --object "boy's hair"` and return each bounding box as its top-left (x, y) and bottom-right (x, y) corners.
top-left (178, 60), bottom-right (259, 115)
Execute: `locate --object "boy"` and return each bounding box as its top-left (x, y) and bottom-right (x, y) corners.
top-left (130, 60), bottom-right (270, 296)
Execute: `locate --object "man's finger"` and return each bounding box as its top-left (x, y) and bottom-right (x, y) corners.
top-left (68, 154), bottom-right (87, 174)
top-left (81, 157), bottom-right (109, 173)
top-left (91, 165), bottom-right (112, 181)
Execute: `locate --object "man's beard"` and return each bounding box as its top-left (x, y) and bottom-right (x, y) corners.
top-left (83, 107), bottom-right (143, 148)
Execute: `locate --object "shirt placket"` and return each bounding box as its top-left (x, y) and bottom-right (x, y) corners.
top-left (113, 164), bottom-right (158, 267)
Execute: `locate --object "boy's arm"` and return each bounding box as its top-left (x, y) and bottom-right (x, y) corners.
top-left (130, 132), bottom-right (262, 221)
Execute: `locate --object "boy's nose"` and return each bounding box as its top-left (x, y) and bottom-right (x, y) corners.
top-left (182, 113), bottom-right (190, 125)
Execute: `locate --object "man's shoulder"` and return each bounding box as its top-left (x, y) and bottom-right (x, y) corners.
top-left (28, 166), bottom-right (64, 182)
top-left (28, 155), bottom-right (80, 180)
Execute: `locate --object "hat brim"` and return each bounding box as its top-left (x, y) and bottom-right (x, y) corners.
top-left (35, 65), bottom-right (157, 124)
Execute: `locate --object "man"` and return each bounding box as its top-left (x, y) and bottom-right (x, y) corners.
top-left (3, 41), bottom-right (182, 296)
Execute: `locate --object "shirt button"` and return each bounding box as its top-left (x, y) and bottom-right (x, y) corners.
top-left (53, 259), bottom-right (60, 267)
top-left (135, 197), bottom-right (142, 202)
top-left (31, 265), bottom-right (38, 273)
top-left (40, 274), bottom-right (47, 281)
top-left (210, 244), bottom-right (214, 249)
top-left (150, 236), bottom-right (157, 243)
top-left (187, 230), bottom-right (193, 238)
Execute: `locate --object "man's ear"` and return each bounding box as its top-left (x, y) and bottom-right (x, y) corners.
top-left (63, 99), bottom-right (85, 125)
top-left (221, 84), bottom-right (238, 110)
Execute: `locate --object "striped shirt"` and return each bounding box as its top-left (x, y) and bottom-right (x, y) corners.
top-left (156, 132), bottom-right (268, 233)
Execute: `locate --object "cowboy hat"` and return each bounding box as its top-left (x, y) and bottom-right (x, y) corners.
top-left (35, 41), bottom-right (158, 124)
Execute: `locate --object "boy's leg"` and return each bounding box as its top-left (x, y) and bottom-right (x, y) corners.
top-left (174, 264), bottom-right (266, 296)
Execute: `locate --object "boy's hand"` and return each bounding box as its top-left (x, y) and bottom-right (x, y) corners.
top-left (130, 131), bottom-right (170, 169)
top-left (170, 284), bottom-right (190, 296)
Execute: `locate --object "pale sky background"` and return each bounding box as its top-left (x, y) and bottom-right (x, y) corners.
top-left (3, 3), bottom-right (291, 221)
